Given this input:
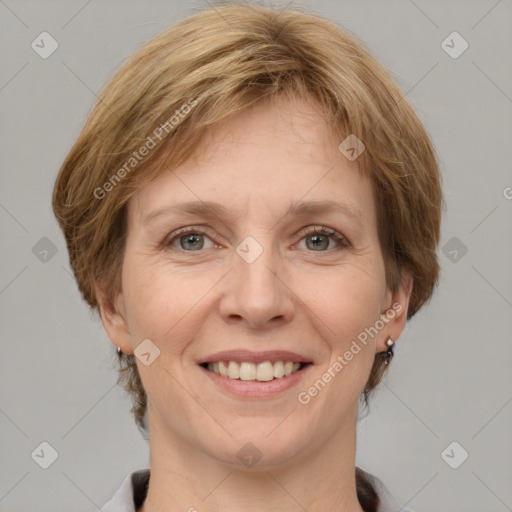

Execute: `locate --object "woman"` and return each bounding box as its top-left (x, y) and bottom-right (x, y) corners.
top-left (52, 3), bottom-right (443, 511)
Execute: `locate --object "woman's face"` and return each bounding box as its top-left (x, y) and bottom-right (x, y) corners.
top-left (101, 96), bottom-right (411, 468)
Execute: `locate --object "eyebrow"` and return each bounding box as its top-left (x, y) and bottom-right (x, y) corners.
top-left (143, 199), bottom-right (367, 227)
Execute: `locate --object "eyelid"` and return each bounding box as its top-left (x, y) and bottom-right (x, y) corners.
top-left (161, 225), bottom-right (217, 249)
top-left (162, 224), bottom-right (349, 252)
top-left (294, 225), bottom-right (350, 249)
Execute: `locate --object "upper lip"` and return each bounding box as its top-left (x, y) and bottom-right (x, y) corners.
top-left (198, 350), bottom-right (312, 365)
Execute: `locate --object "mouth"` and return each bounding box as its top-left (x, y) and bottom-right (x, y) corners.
top-left (200, 360), bottom-right (311, 382)
top-left (197, 350), bottom-right (313, 398)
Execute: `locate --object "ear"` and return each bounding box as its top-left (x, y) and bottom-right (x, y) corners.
top-left (94, 279), bottom-right (133, 355)
top-left (376, 270), bottom-right (413, 352)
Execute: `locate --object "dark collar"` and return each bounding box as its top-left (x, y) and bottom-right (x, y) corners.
top-left (131, 468), bottom-right (150, 510)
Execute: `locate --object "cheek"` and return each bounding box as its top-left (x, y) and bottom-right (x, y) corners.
top-left (306, 279), bottom-right (380, 399)
top-left (298, 261), bottom-right (384, 397)
top-left (302, 261), bottom-right (385, 343)
top-left (120, 239), bottom-right (386, 361)
top-left (120, 255), bottom-right (218, 351)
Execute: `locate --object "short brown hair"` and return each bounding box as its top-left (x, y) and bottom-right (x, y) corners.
top-left (52, 2), bottom-right (443, 436)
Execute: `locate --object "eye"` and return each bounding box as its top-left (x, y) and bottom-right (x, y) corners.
top-left (162, 225), bottom-right (349, 253)
top-left (296, 226), bottom-right (349, 252)
top-left (163, 227), bottom-right (215, 252)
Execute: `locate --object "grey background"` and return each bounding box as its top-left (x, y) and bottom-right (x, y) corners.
top-left (1, 0), bottom-right (511, 511)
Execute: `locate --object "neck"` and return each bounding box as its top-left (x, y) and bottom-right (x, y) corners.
top-left (139, 407), bottom-right (365, 512)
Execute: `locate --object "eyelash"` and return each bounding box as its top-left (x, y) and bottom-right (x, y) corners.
top-left (162, 225), bottom-right (349, 253)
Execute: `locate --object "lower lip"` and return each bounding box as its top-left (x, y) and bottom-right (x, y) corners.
top-left (199, 364), bottom-right (311, 399)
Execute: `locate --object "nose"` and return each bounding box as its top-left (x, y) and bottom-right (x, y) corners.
top-left (218, 236), bottom-right (295, 330)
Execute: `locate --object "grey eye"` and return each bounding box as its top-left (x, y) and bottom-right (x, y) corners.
top-left (179, 233), bottom-right (206, 250)
top-left (305, 233), bottom-right (331, 251)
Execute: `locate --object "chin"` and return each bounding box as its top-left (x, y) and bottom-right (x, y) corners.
top-left (200, 418), bottom-right (314, 471)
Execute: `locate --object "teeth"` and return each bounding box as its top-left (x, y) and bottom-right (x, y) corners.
top-left (219, 361), bottom-right (229, 377)
top-left (228, 361), bottom-right (240, 379)
top-left (273, 361), bottom-right (284, 378)
top-left (206, 360), bottom-right (304, 381)
top-left (240, 362), bottom-right (256, 381)
top-left (256, 361), bottom-right (274, 381)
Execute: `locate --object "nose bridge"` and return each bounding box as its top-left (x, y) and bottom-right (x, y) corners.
top-left (235, 232), bottom-right (280, 295)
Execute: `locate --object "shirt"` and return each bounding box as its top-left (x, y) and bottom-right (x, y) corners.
top-left (101, 467), bottom-right (414, 512)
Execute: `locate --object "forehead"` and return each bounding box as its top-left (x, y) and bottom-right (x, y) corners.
top-left (128, 95), bottom-right (376, 230)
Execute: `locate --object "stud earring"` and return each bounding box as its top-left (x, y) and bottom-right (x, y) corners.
top-left (117, 346), bottom-right (123, 355)
top-left (384, 337), bottom-right (394, 366)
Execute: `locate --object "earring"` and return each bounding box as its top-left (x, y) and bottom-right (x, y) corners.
top-left (117, 346), bottom-right (123, 355)
top-left (384, 337), bottom-right (394, 366)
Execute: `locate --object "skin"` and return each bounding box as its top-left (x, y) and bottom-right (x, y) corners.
top-left (96, 95), bottom-right (412, 512)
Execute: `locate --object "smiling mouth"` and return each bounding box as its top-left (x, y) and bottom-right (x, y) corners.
top-left (201, 360), bottom-right (311, 382)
